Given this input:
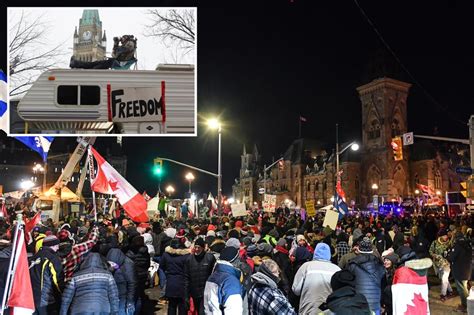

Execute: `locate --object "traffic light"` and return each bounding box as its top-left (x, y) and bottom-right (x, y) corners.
top-left (278, 160), bottom-right (284, 171)
top-left (153, 158), bottom-right (163, 176)
top-left (461, 181), bottom-right (467, 198)
top-left (391, 137), bottom-right (403, 161)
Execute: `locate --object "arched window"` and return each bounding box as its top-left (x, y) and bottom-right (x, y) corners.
top-left (434, 171), bottom-right (442, 189)
top-left (391, 118), bottom-right (401, 137)
top-left (369, 119), bottom-right (381, 139)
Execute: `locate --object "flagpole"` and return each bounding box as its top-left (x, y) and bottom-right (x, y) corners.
top-left (0, 215), bottom-right (23, 315)
top-left (87, 147), bottom-right (97, 222)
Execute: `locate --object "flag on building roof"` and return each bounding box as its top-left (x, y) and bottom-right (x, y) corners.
top-left (6, 226), bottom-right (35, 314)
top-left (90, 146), bottom-right (148, 223)
top-left (14, 136), bottom-right (54, 162)
top-left (0, 71), bottom-right (7, 132)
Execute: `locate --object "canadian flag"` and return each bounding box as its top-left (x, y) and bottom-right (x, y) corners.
top-left (90, 147), bottom-right (149, 223)
top-left (392, 266), bottom-right (430, 315)
top-left (24, 211), bottom-right (41, 244)
top-left (7, 227), bottom-right (35, 314)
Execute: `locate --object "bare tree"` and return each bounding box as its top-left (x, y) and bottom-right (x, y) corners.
top-left (9, 10), bottom-right (67, 96)
top-left (144, 9), bottom-right (195, 60)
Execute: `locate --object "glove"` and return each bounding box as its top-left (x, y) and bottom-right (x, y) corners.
top-left (126, 303), bottom-right (135, 315)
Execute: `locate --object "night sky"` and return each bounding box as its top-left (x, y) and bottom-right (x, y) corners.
top-left (1, 1), bottom-right (473, 197)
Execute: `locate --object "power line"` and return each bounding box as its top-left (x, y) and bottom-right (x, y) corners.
top-left (353, 0), bottom-right (467, 128)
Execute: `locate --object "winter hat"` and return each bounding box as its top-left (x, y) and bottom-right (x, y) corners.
top-left (268, 229), bottom-right (279, 239)
top-left (358, 237), bottom-right (373, 254)
top-left (396, 245), bottom-right (412, 258)
top-left (437, 228), bottom-right (448, 237)
top-left (336, 232), bottom-right (349, 243)
top-left (242, 237), bottom-right (253, 247)
top-left (276, 238), bottom-right (287, 247)
top-left (383, 253), bottom-right (399, 266)
top-left (170, 239), bottom-right (181, 249)
top-left (235, 221), bottom-right (243, 228)
top-left (220, 246), bottom-right (239, 262)
top-left (228, 229), bottom-right (240, 239)
top-left (194, 237), bottom-right (206, 248)
top-left (176, 229), bottom-right (186, 239)
top-left (296, 234), bottom-right (306, 243)
top-left (330, 270), bottom-right (356, 291)
top-left (314, 243), bottom-right (331, 261)
top-left (247, 244), bottom-right (258, 257)
top-left (164, 228), bottom-right (177, 239)
top-left (226, 238), bottom-right (241, 249)
top-left (295, 246), bottom-right (312, 262)
top-left (43, 235), bottom-right (60, 247)
top-left (206, 230), bottom-right (216, 237)
top-left (381, 248), bottom-right (395, 258)
top-left (257, 243), bottom-right (273, 256)
top-left (58, 229), bottom-right (72, 243)
top-left (208, 224), bottom-right (217, 231)
top-left (352, 229), bottom-right (363, 241)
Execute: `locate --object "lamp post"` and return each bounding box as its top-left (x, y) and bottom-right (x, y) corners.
top-left (185, 172), bottom-right (195, 194)
top-left (207, 118), bottom-right (222, 215)
top-left (334, 123), bottom-right (359, 203)
top-left (165, 185), bottom-right (175, 217)
top-left (414, 189), bottom-right (420, 214)
top-left (371, 183), bottom-right (379, 210)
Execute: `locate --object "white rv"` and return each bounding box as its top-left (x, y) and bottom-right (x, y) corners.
top-left (17, 64), bottom-right (195, 134)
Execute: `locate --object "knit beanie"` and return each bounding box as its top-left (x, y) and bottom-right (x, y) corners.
top-left (194, 237), bottom-right (206, 248)
top-left (276, 238), bottom-right (287, 247)
top-left (219, 246), bottom-right (239, 262)
top-left (225, 238), bottom-right (241, 249)
top-left (358, 237), bottom-right (373, 254)
top-left (330, 270), bottom-right (356, 291)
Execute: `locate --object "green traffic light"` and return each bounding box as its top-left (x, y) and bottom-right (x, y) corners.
top-left (153, 166), bottom-right (163, 176)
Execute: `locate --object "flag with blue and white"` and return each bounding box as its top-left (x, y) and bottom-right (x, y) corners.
top-left (15, 136), bottom-right (54, 162)
top-left (333, 192), bottom-right (349, 219)
top-left (0, 71), bottom-right (7, 132)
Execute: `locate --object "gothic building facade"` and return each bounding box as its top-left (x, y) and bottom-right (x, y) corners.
top-left (232, 76), bottom-right (469, 208)
top-left (73, 10), bottom-right (107, 62)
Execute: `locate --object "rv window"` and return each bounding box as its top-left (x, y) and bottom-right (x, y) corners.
top-left (57, 85), bottom-right (78, 105)
top-left (80, 86), bottom-right (100, 105)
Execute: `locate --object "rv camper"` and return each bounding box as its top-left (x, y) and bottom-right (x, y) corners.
top-left (32, 187), bottom-right (83, 222)
top-left (17, 64), bottom-right (195, 134)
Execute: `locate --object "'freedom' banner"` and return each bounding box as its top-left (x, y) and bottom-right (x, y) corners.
top-left (108, 82), bottom-right (165, 123)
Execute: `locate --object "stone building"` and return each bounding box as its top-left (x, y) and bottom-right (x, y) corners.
top-left (73, 10), bottom-right (107, 62)
top-left (232, 76), bottom-right (470, 208)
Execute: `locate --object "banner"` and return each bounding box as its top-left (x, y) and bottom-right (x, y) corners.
top-left (231, 203), bottom-right (247, 217)
top-left (305, 200), bottom-right (316, 216)
top-left (109, 85), bottom-right (165, 123)
top-left (263, 194), bottom-right (276, 212)
top-left (322, 209), bottom-right (339, 230)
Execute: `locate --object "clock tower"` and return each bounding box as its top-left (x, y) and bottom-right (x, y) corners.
top-left (73, 9), bottom-right (107, 62)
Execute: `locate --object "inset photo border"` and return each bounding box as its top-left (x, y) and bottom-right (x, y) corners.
top-left (7, 7), bottom-right (197, 136)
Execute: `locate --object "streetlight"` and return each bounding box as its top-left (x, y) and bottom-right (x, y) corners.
top-left (371, 183), bottom-right (379, 210)
top-left (20, 180), bottom-right (34, 191)
top-left (334, 124), bottom-right (359, 205)
top-left (33, 163), bottom-right (46, 192)
top-left (185, 172), bottom-right (195, 194)
top-left (207, 118), bottom-right (222, 215)
top-left (371, 183), bottom-right (379, 190)
top-left (165, 185), bottom-right (175, 197)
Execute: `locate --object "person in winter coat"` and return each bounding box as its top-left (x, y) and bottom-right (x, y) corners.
top-left (248, 259), bottom-right (296, 314)
top-left (292, 243), bottom-right (341, 314)
top-left (448, 231), bottom-right (472, 312)
top-left (346, 237), bottom-right (385, 315)
top-left (429, 228), bottom-right (454, 301)
top-left (324, 270), bottom-right (372, 315)
top-left (272, 238), bottom-right (291, 295)
top-left (185, 238), bottom-right (216, 315)
top-left (60, 253), bottom-right (119, 315)
top-left (204, 246), bottom-right (244, 314)
top-left (29, 235), bottom-right (64, 315)
top-left (336, 232), bottom-right (350, 265)
top-left (160, 238), bottom-right (190, 315)
top-left (126, 235), bottom-right (150, 314)
top-left (106, 248), bottom-right (137, 315)
top-left (380, 249), bottom-right (399, 315)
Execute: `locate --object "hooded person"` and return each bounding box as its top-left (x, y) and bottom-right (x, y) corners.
top-left (160, 238), bottom-right (191, 315)
top-left (248, 259), bottom-right (296, 314)
top-left (346, 237), bottom-right (385, 314)
top-left (29, 235), bottom-right (64, 315)
top-left (185, 237), bottom-right (216, 314)
top-left (106, 248), bottom-right (137, 315)
top-left (429, 228), bottom-right (454, 301)
top-left (324, 270), bottom-right (372, 315)
top-left (204, 246), bottom-right (244, 314)
top-left (60, 253), bottom-right (119, 315)
top-left (126, 235), bottom-right (151, 314)
top-left (292, 243), bottom-right (341, 314)
top-left (448, 231), bottom-right (472, 312)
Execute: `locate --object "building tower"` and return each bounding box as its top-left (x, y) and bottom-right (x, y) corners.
top-left (357, 77), bottom-right (411, 205)
top-left (73, 9), bottom-right (107, 62)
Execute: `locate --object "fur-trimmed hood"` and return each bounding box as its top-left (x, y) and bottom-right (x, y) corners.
top-left (165, 246), bottom-right (191, 256)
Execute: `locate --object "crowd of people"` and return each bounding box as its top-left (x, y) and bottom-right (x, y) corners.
top-left (0, 204), bottom-right (473, 315)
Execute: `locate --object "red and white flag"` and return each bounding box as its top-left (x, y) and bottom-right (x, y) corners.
top-left (7, 227), bottom-right (35, 314)
top-left (417, 184), bottom-right (443, 206)
top-left (142, 191), bottom-right (151, 201)
top-left (90, 147), bottom-right (149, 223)
top-left (392, 266), bottom-right (430, 315)
top-left (24, 211), bottom-right (41, 243)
